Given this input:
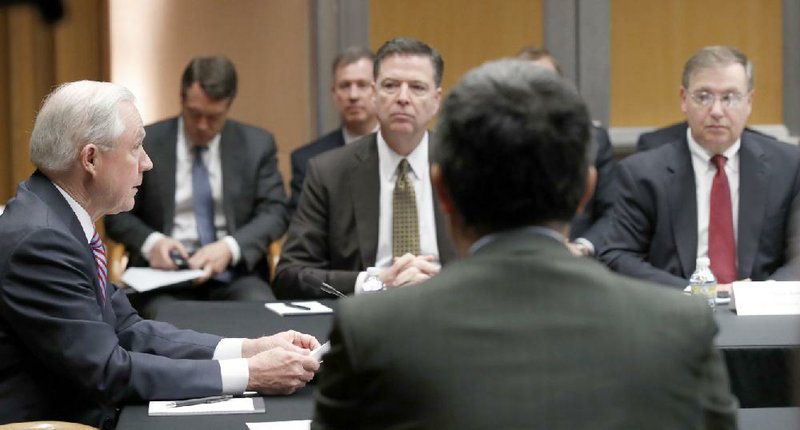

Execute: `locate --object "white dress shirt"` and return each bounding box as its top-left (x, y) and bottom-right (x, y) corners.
top-left (141, 118), bottom-right (241, 264)
top-left (687, 128), bottom-right (741, 262)
top-left (354, 131), bottom-right (439, 293)
top-left (53, 183), bottom-right (249, 394)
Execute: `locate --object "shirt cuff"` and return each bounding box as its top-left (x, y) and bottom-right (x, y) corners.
top-left (218, 358), bottom-right (249, 394)
top-left (141, 232), bottom-right (167, 262)
top-left (573, 238), bottom-right (595, 256)
top-left (214, 338), bottom-right (245, 359)
top-left (353, 271), bottom-right (368, 295)
top-left (222, 235), bottom-right (241, 265)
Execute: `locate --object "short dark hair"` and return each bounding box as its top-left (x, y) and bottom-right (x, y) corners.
top-left (180, 55), bottom-right (238, 101)
top-left (682, 45), bottom-right (753, 91)
top-left (516, 46), bottom-right (564, 77)
top-left (433, 59), bottom-right (590, 232)
top-left (332, 46), bottom-right (375, 76)
top-left (374, 37), bottom-right (444, 87)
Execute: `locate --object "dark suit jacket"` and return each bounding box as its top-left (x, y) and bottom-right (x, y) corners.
top-left (0, 172), bottom-right (224, 428)
top-left (273, 133), bottom-right (456, 299)
top-left (569, 125), bottom-right (618, 246)
top-left (312, 232), bottom-right (737, 430)
top-left (637, 121), bottom-right (776, 152)
top-left (600, 134), bottom-right (800, 287)
top-left (105, 117), bottom-right (289, 277)
top-left (289, 128), bottom-right (345, 213)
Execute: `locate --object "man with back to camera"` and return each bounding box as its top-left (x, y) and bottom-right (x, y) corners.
top-left (600, 45), bottom-right (800, 289)
top-left (289, 47), bottom-right (379, 213)
top-left (517, 46), bottom-right (618, 258)
top-left (311, 59), bottom-right (737, 430)
top-left (0, 81), bottom-right (319, 428)
top-left (105, 55), bottom-right (288, 316)
top-left (273, 38), bottom-right (456, 299)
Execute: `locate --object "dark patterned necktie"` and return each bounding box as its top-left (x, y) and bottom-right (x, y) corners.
top-left (192, 146), bottom-right (216, 246)
top-left (90, 230), bottom-right (107, 304)
top-left (708, 155), bottom-right (736, 283)
top-left (392, 159), bottom-right (420, 257)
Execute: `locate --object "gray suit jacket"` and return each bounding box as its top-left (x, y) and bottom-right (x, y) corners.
top-left (0, 172), bottom-right (223, 428)
top-left (600, 134), bottom-right (800, 287)
top-left (105, 117), bottom-right (289, 276)
top-left (273, 133), bottom-right (456, 298)
top-left (312, 232), bottom-right (737, 430)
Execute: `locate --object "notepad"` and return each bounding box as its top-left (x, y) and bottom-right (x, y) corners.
top-left (148, 397), bottom-right (265, 416)
top-left (265, 301), bottom-right (333, 316)
top-left (122, 267), bottom-right (206, 292)
top-left (247, 420), bottom-right (310, 430)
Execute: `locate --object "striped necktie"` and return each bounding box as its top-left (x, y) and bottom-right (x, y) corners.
top-left (90, 231), bottom-right (108, 304)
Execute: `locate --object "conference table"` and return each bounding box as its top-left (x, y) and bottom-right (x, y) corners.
top-left (115, 301), bottom-right (799, 429)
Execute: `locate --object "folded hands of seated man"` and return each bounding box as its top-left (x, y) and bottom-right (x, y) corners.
top-left (244, 330), bottom-right (321, 395)
top-left (381, 253), bottom-right (441, 288)
top-left (149, 236), bottom-right (232, 283)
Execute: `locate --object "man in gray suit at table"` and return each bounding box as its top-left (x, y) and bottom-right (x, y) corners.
top-left (600, 46), bottom-right (800, 289)
top-left (274, 38), bottom-right (456, 299)
top-left (105, 55), bottom-right (288, 315)
top-left (0, 81), bottom-right (319, 428)
top-left (311, 59), bottom-right (737, 430)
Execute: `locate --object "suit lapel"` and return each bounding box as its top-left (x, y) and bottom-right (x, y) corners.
top-left (157, 119), bottom-right (179, 234)
top-left (350, 135), bottom-right (380, 266)
top-left (737, 136), bottom-right (767, 279)
top-left (429, 137), bottom-right (456, 263)
top-left (219, 121), bottom-right (242, 232)
top-left (666, 140), bottom-right (698, 276)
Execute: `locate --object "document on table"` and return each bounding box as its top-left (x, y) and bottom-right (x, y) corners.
top-left (265, 301), bottom-right (333, 316)
top-left (149, 396), bottom-right (265, 416)
top-left (732, 281), bottom-right (800, 315)
top-left (121, 267), bottom-right (206, 292)
top-left (247, 420), bottom-right (310, 430)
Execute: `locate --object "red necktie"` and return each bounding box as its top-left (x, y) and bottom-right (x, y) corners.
top-left (708, 155), bottom-right (736, 283)
top-left (90, 230), bottom-right (108, 304)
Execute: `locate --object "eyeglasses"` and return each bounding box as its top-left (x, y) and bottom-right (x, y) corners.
top-left (689, 91), bottom-right (746, 109)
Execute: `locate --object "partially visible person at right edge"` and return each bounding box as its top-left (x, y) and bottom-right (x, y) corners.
top-left (311, 59), bottom-right (737, 429)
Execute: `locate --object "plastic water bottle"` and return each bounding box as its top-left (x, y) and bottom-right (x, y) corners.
top-left (690, 257), bottom-right (717, 309)
top-left (362, 267), bottom-right (385, 292)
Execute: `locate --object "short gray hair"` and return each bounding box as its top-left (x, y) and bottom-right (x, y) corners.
top-left (30, 80), bottom-right (135, 171)
top-left (682, 45), bottom-right (753, 91)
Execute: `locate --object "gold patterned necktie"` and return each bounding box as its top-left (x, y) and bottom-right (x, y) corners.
top-left (392, 159), bottom-right (420, 257)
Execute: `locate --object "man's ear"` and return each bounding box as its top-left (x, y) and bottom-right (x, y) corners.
top-left (575, 166), bottom-right (597, 215)
top-left (80, 144), bottom-right (100, 176)
top-left (430, 163), bottom-right (454, 215)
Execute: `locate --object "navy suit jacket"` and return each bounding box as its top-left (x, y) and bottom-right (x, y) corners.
top-left (600, 134), bottom-right (800, 287)
top-left (105, 117), bottom-right (289, 277)
top-left (289, 128), bottom-right (346, 213)
top-left (273, 133), bottom-right (456, 299)
top-left (569, 125), bottom-right (618, 246)
top-left (0, 172), bottom-right (223, 428)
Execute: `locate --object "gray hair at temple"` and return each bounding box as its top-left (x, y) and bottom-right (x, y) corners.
top-left (29, 80), bottom-right (135, 172)
top-left (682, 45), bottom-right (753, 91)
top-left (433, 59), bottom-right (590, 232)
top-left (374, 37), bottom-right (444, 87)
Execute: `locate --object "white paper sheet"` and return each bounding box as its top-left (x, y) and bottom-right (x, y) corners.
top-left (247, 420), bottom-right (310, 430)
top-left (149, 397), bottom-right (262, 416)
top-left (121, 267), bottom-right (206, 292)
top-left (265, 301), bottom-right (333, 316)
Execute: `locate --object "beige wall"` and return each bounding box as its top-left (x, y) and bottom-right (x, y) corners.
top-left (108, 0), bottom-right (313, 186)
top-left (610, 0), bottom-right (783, 127)
top-left (370, 0), bottom-right (543, 96)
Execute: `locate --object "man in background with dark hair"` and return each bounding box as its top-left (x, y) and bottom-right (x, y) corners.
top-left (311, 58), bottom-right (737, 430)
top-left (289, 47), bottom-right (379, 212)
top-left (274, 38), bottom-right (456, 298)
top-left (106, 55), bottom-right (288, 316)
top-left (517, 46), bottom-right (617, 258)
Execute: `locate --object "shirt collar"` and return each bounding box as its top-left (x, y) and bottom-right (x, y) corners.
top-left (377, 130), bottom-right (429, 182)
top-left (686, 127), bottom-right (741, 171)
top-left (52, 183), bottom-right (94, 243)
top-left (342, 124), bottom-right (380, 145)
top-left (469, 226), bottom-right (566, 255)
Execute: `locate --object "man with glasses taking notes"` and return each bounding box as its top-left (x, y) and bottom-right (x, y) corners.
top-left (600, 45), bottom-right (800, 289)
top-left (273, 38), bottom-right (456, 299)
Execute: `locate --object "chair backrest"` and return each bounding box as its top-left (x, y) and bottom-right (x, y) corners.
top-left (0, 422), bottom-right (97, 430)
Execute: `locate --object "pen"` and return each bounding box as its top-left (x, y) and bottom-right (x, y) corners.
top-left (320, 282), bottom-right (347, 298)
top-left (284, 302), bottom-right (311, 310)
top-left (166, 394), bottom-right (233, 408)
